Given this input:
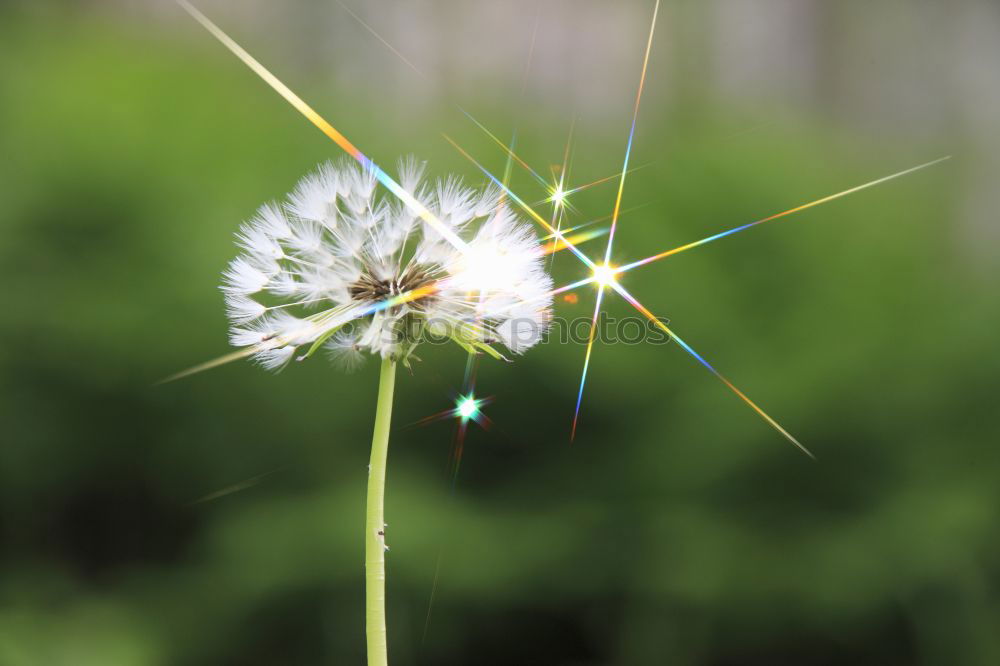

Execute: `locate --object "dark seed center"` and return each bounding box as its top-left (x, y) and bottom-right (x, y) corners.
top-left (349, 264), bottom-right (436, 303)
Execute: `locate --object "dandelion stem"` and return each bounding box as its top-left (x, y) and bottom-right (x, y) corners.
top-left (366, 356), bottom-right (396, 666)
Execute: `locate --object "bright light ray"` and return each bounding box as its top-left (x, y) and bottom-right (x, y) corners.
top-left (444, 132), bottom-right (813, 454)
top-left (604, 0), bottom-right (659, 265)
top-left (501, 130), bottom-right (519, 193)
top-left (574, 0), bottom-right (659, 437)
top-left (458, 112), bottom-right (579, 219)
top-left (540, 218), bottom-right (605, 241)
top-left (496, 6), bottom-right (540, 213)
top-left (175, 0), bottom-right (468, 253)
top-left (334, 0), bottom-right (586, 476)
top-left (180, 0), bottom-right (948, 458)
top-left (161, 284), bottom-right (434, 384)
top-left (163, 273), bottom-right (594, 384)
top-left (618, 156), bottom-right (952, 274)
top-left (541, 227), bottom-right (609, 256)
top-left (540, 204), bottom-right (651, 236)
top-left (445, 135), bottom-right (598, 269)
top-left (563, 165), bottom-right (650, 197)
top-left (333, 0), bottom-right (621, 287)
top-left (531, 165), bottom-right (648, 210)
top-left (336, 1), bottom-right (424, 77)
top-left (571, 269), bottom-right (612, 442)
top-left (463, 117), bottom-right (653, 225)
top-left (550, 117), bottom-right (575, 222)
top-left (466, 116), bottom-right (652, 222)
top-left (334, 0), bottom-right (553, 213)
top-left (570, 286), bottom-right (605, 440)
top-left (545, 276), bottom-right (599, 299)
top-left (459, 109), bottom-right (551, 189)
top-left (443, 134), bottom-right (597, 270)
top-left (609, 280), bottom-right (814, 458)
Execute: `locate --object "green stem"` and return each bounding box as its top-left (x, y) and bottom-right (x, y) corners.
top-left (366, 357), bottom-right (395, 666)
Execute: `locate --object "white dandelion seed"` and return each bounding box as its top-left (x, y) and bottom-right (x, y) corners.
top-left (222, 157), bottom-right (554, 370)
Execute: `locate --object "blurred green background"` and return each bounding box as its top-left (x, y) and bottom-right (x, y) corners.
top-left (2, 1), bottom-right (999, 664)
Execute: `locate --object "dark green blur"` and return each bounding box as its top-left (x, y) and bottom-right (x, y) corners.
top-left (2, 3), bottom-right (998, 664)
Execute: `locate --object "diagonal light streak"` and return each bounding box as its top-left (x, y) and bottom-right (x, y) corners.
top-left (571, 284), bottom-right (606, 441)
top-left (180, 0), bottom-right (949, 457)
top-left (446, 129), bottom-right (811, 453)
top-left (163, 273), bottom-right (594, 384)
top-left (467, 112), bottom-right (652, 220)
top-left (460, 109), bottom-right (550, 188)
top-left (445, 126), bottom-right (812, 452)
top-left (541, 227), bottom-right (609, 256)
top-left (501, 129), bottom-right (519, 193)
top-left (335, 0), bottom-right (555, 203)
top-left (444, 101), bottom-right (943, 455)
top-left (609, 280), bottom-right (814, 458)
top-left (175, 0), bottom-right (468, 253)
top-left (499, 7), bottom-right (540, 208)
top-left (563, 164), bottom-right (650, 197)
top-left (335, 0), bottom-right (630, 240)
top-left (603, 0), bottom-right (660, 265)
top-left (574, 0), bottom-right (660, 437)
top-left (159, 283), bottom-right (437, 384)
top-left (530, 165), bottom-right (648, 211)
top-left (540, 219), bottom-right (605, 241)
top-left (443, 134), bottom-right (598, 270)
top-left (336, 1), bottom-right (425, 77)
top-left (617, 156), bottom-right (951, 274)
top-left (550, 116), bottom-right (575, 222)
top-left (571, 286), bottom-right (606, 441)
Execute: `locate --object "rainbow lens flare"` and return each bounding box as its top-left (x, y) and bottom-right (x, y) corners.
top-left (177, 0), bottom-right (950, 457)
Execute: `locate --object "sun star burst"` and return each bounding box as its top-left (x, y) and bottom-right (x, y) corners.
top-left (177, 0), bottom-right (949, 459)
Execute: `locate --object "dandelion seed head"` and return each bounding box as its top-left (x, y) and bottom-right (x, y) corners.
top-left (222, 158), bottom-right (554, 370)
